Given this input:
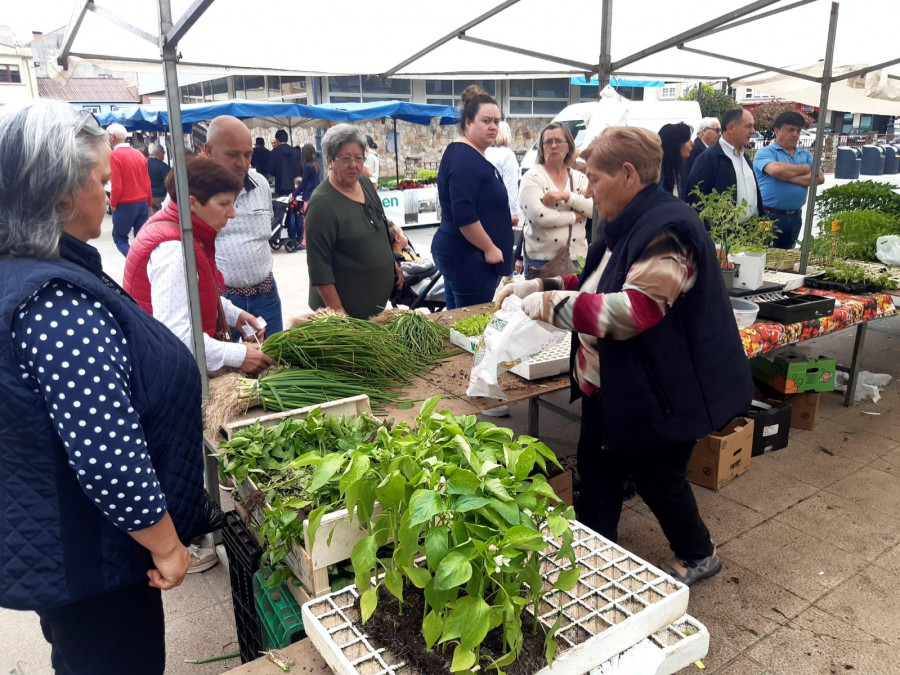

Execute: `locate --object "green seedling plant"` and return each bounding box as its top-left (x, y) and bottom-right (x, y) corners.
top-left (690, 186), bottom-right (779, 267)
top-left (317, 397), bottom-right (578, 673)
top-left (452, 312), bottom-right (493, 338)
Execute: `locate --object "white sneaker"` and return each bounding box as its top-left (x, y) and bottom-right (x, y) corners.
top-left (187, 543), bottom-right (218, 573)
top-left (483, 405), bottom-right (510, 417)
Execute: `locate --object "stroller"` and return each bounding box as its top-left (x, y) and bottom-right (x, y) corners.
top-left (391, 243), bottom-right (445, 312)
top-left (268, 195), bottom-right (303, 253)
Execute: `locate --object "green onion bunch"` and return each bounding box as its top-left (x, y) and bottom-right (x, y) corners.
top-left (383, 310), bottom-right (450, 360)
top-left (262, 315), bottom-right (421, 386)
top-left (240, 368), bottom-right (398, 413)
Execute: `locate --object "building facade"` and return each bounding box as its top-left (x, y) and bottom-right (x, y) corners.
top-left (0, 26), bottom-right (40, 106)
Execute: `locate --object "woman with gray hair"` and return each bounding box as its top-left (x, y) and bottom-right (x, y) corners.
top-left (0, 100), bottom-right (207, 672)
top-left (305, 123), bottom-right (401, 318)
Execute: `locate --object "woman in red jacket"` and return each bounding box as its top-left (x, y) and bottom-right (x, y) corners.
top-left (123, 156), bottom-right (272, 375)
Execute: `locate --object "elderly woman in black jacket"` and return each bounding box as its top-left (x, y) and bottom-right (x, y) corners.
top-left (0, 100), bottom-right (207, 673)
top-left (495, 126), bottom-right (753, 586)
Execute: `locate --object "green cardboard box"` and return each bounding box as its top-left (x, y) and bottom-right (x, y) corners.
top-left (751, 351), bottom-right (836, 394)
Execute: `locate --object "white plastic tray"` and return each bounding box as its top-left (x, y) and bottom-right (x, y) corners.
top-left (302, 520), bottom-right (689, 675)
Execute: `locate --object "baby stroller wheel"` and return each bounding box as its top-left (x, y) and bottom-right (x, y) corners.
top-left (269, 239), bottom-right (283, 251)
top-left (285, 239), bottom-right (299, 253)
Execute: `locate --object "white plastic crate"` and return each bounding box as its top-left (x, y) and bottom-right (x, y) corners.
top-left (509, 339), bottom-right (571, 380)
top-left (302, 520), bottom-right (689, 675)
top-left (588, 614), bottom-right (709, 675)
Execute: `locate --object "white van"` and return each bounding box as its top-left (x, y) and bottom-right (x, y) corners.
top-left (519, 88), bottom-right (702, 176)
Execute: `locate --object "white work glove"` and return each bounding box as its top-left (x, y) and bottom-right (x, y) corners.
top-left (521, 292), bottom-right (545, 320)
top-left (492, 278), bottom-right (543, 308)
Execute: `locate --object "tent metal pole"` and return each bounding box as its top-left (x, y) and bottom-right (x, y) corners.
top-left (799, 2), bottom-right (839, 275)
top-left (678, 46), bottom-right (821, 82)
top-left (393, 117), bottom-right (400, 180)
top-left (165, 0), bottom-right (216, 46)
top-left (88, 3), bottom-right (159, 45)
top-left (458, 35), bottom-right (593, 71)
top-left (612, 0), bottom-right (781, 70)
top-left (380, 0), bottom-right (522, 78)
top-left (597, 0), bottom-right (612, 90)
top-left (697, 0), bottom-right (816, 38)
top-left (57, 0), bottom-right (91, 67)
top-left (831, 57), bottom-right (900, 83)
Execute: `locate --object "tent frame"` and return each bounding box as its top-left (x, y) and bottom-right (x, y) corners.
top-left (56, 0), bottom-right (899, 502)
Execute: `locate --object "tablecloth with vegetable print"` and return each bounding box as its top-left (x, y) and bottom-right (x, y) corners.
top-left (740, 289), bottom-right (897, 359)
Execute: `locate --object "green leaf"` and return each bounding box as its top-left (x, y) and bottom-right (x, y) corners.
top-left (447, 468), bottom-right (481, 495)
top-left (305, 505), bottom-right (327, 553)
top-left (453, 434), bottom-right (480, 474)
top-left (351, 535), bottom-right (377, 591)
top-left (434, 552), bottom-right (473, 590)
top-left (454, 495), bottom-right (492, 512)
top-left (501, 525), bottom-right (546, 551)
top-left (422, 610), bottom-right (443, 650)
top-left (339, 452), bottom-right (370, 493)
top-left (488, 498), bottom-right (520, 526)
top-left (419, 396), bottom-right (441, 419)
top-left (443, 595), bottom-right (491, 650)
top-left (544, 613), bottom-right (564, 666)
top-left (360, 587), bottom-right (378, 623)
top-left (424, 577), bottom-right (458, 613)
top-left (484, 477), bottom-right (513, 502)
top-left (397, 400), bottom-right (415, 410)
top-left (409, 489), bottom-right (443, 527)
top-left (308, 453), bottom-right (345, 493)
top-left (554, 567), bottom-right (580, 592)
top-left (425, 528), bottom-right (449, 568)
top-left (403, 565), bottom-right (432, 589)
top-left (547, 514), bottom-right (569, 537)
top-left (375, 471), bottom-right (407, 509)
top-left (383, 567), bottom-right (404, 602)
top-left (450, 645), bottom-right (476, 672)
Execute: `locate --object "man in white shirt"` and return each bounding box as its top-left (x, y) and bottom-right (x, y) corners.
top-left (686, 107), bottom-right (763, 222)
top-left (204, 116), bottom-right (284, 336)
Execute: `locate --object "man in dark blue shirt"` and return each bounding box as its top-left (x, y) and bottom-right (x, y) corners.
top-left (146, 141), bottom-right (169, 215)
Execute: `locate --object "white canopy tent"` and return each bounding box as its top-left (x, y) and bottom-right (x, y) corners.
top-left (54, 0), bottom-right (899, 496)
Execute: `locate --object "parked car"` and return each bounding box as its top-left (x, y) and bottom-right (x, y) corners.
top-left (798, 129), bottom-right (815, 148)
top-left (748, 132), bottom-right (765, 148)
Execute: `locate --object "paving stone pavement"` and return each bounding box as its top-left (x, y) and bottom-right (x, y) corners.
top-left (1, 213), bottom-right (898, 674)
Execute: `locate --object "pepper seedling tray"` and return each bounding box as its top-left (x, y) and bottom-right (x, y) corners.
top-left (301, 520), bottom-right (689, 675)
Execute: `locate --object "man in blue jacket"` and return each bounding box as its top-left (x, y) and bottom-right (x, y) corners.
top-left (686, 107), bottom-right (763, 224)
top-left (753, 111), bottom-right (824, 249)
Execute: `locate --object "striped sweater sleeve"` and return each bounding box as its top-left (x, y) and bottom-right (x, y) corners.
top-left (536, 231), bottom-right (696, 339)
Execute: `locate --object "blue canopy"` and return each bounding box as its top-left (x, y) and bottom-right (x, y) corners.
top-left (572, 75), bottom-right (665, 88)
top-left (98, 99), bottom-right (459, 131)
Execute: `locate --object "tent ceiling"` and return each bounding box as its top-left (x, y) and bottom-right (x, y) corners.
top-left (59, 0), bottom-right (899, 84)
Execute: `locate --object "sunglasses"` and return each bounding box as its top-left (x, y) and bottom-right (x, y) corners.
top-left (75, 109), bottom-right (102, 135)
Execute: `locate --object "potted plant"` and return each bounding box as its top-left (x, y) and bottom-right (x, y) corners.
top-left (690, 186), bottom-right (778, 288)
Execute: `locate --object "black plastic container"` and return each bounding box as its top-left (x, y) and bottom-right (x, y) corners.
top-left (222, 511), bottom-right (264, 664)
top-left (755, 292), bottom-right (836, 323)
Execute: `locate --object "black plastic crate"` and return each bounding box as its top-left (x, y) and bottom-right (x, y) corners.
top-left (222, 511), bottom-right (264, 663)
top-left (755, 292), bottom-right (835, 324)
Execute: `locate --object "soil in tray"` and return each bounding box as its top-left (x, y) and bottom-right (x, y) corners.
top-left (356, 585), bottom-right (549, 675)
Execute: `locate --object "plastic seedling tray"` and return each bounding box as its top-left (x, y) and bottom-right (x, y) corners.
top-left (510, 339), bottom-right (571, 380)
top-left (449, 328), bottom-right (481, 354)
top-left (301, 520), bottom-right (689, 675)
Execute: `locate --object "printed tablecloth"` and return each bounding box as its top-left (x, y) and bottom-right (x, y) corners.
top-left (740, 288), bottom-right (897, 358)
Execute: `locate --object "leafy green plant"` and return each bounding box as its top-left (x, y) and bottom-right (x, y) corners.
top-left (324, 398), bottom-right (576, 672)
top-left (814, 180), bottom-right (900, 221)
top-left (678, 84), bottom-right (736, 122)
top-left (690, 186), bottom-right (778, 266)
top-left (822, 260), bottom-right (899, 290)
top-left (452, 312), bottom-right (493, 337)
top-left (417, 169), bottom-right (439, 182)
top-left (810, 210), bottom-right (900, 263)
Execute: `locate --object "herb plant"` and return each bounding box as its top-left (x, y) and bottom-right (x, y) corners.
top-left (690, 186), bottom-right (778, 265)
top-left (810, 210), bottom-right (900, 263)
top-left (814, 180), bottom-right (900, 221)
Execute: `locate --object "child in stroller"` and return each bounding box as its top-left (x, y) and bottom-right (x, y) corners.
top-left (387, 221), bottom-right (445, 312)
top-left (268, 184), bottom-right (304, 253)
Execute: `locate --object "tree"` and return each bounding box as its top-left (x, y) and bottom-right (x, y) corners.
top-left (751, 101), bottom-right (813, 138)
top-left (679, 84), bottom-right (736, 124)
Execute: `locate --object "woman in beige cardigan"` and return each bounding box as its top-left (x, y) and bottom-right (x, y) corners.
top-left (518, 123), bottom-right (593, 278)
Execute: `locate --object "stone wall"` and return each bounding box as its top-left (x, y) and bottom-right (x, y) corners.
top-left (249, 116), bottom-right (553, 179)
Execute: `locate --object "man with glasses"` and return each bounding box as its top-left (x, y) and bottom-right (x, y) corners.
top-left (686, 117), bottom-right (722, 177)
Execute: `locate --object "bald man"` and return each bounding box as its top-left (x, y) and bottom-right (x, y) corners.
top-left (203, 116), bottom-right (283, 336)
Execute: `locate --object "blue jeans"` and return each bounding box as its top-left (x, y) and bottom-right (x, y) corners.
top-left (433, 249), bottom-right (501, 310)
top-left (766, 209), bottom-right (802, 249)
top-left (224, 278), bottom-right (284, 341)
top-left (112, 201), bottom-right (149, 256)
top-left (523, 257), bottom-right (549, 280)
top-left (287, 210), bottom-right (305, 243)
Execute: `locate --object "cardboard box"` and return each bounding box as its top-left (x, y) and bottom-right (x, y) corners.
top-left (787, 391), bottom-right (820, 431)
top-left (548, 469), bottom-right (574, 507)
top-left (687, 418), bottom-right (754, 490)
top-left (750, 349), bottom-right (836, 394)
top-left (747, 395), bottom-right (792, 456)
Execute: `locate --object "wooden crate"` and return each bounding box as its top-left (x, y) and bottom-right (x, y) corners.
top-left (224, 395), bottom-right (378, 598)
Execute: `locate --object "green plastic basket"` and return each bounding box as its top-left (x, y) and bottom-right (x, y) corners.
top-left (253, 566), bottom-right (306, 650)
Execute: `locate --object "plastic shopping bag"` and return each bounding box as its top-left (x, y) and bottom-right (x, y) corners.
top-left (466, 295), bottom-right (568, 400)
top-left (876, 235), bottom-right (900, 266)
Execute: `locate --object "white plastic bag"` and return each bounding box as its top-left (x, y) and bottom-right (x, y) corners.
top-left (834, 370), bottom-right (893, 403)
top-left (876, 235), bottom-right (900, 266)
top-left (466, 295), bottom-right (568, 400)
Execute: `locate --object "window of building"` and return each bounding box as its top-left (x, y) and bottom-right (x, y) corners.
top-left (327, 75), bottom-right (410, 103)
top-left (243, 75), bottom-right (266, 100)
top-left (182, 81), bottom-right (203, 104)
top-left (660, 85), bottom-right (676, 99)
top-left (508, 78), bottom-right (569, 116)
top-left (82, 105), bottom-right (101, 113)
top-left (425, 79), bottom-right (496, 105)
top-left (0, 65), bottom-right (22, 84)
top-left (267, 76), bottom-right (282, 100)
top-left (209, 77), bottom-right (229, 101)
top-left (281, 77), bottom-right (306, 100)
